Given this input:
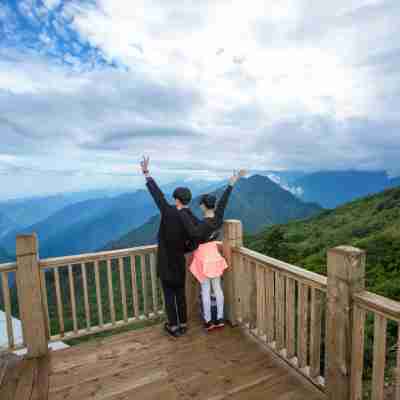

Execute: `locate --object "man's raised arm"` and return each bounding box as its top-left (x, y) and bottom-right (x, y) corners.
top-left (140, 156), bottom-right (168, 212)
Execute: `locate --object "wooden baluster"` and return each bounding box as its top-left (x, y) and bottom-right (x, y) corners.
top-left (275, 272), bottom-right (285, 351)
top-left (256, 264), bottom-right (265, 336)
top-left (249, 260), bottom-right (258, 330)
top-left (40, 269), bottom-right (51, 338)
top-left (81, 263), bottom-right (91, 330)
top-left (68, 265), bottom-right (78, 334)
top-left (150, 252), bottom-right (158, 314)
top-left (107, 259), bottom-right (116, 325)
top-left (285, 277), bottom-right (296, 359)
top-left (244, 256), bottom-right (253, 327)
top-left (140, 254), bottom-right (148, 316)
top-left (118, 258), bottom-right (128, 323)
top-left (371, 314), bottom-right (387, 400)
top-left (94, 261), bottom-right (104, 327)
top-left (396, 325), bottom-right (400, 400)
top-left (297, 282), bottom-right (309, 369)
top-left (310, 288), bottom-right (322, 378)
top-left (350, 305), bottom-right (366, 400)
top-left (130, 256), bottom-right (139, 318)
top-left (261, 267), bottom-right (267, 337)
top-left (1, 272), bottom-right (14, 348)
top-left (234, 252), bottom-right (243, 323)
top-left (54, 267), bottom-right (65, 337)
top-left (240, 256), bottom-right (249, 325)
top-left (265, 268), bottom-right (275, 344)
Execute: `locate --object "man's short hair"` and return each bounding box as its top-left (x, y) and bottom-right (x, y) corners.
top-left (199, 194), bottom-right (217, 210)
top-left (173, 187), bottom-right (192, 205)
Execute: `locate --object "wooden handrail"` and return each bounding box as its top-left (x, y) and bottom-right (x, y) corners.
top-left (353, 291), bottom-right (400, 321)
top-left (234, 246), bottom-right (327, 290)
top-left (39, 244), bottom-right (157, 268)
top-left (0, 262), bottom-right (17, 273)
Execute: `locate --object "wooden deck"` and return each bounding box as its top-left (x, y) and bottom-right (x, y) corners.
top-left (0, 323), bottom-right (325, 400)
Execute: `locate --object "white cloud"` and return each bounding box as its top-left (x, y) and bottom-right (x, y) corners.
top-left (43, 0), bottom-right (61, 10)
top-left (0, 0), bottom-right (400, 198)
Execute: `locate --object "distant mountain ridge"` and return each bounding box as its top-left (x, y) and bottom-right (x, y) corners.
top-left (292, 170), bottom-right (397, 208)
top-left (0, 189), bottom-right (126, 229)
top-left (0, 212), bottom-right (19, 239)
top-left (105, 174), bottom-right (322, 250)
top-left (0, 246), bottom-right (12, 263)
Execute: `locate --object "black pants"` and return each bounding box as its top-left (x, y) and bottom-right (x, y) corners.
top-left (161, 280), bottom-right (187, 327)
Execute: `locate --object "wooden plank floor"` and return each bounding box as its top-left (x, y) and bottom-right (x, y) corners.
top-left (1, 323), bottom-right (326, 400)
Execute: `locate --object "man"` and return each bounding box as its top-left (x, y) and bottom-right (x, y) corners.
top-left (140, 156), bottom-right (198, 337)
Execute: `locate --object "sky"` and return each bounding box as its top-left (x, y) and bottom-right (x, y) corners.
top-left (0, 0), bottom-right (400, 199)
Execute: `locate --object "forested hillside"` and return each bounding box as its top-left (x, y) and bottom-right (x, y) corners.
top-left (246, 185), bottom-right (400, 299)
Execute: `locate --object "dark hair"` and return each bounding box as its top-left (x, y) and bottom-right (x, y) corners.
top-left (173, 187), bottom-right (192, 205)
top-left (199, 194), bottom-right (217, 210)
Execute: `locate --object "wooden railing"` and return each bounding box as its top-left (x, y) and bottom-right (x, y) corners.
top-left (351, 291), bottom-right (400, 400)
top-left (222, 220), bottom-right (400, 400)
top-left (231, 246), bottom-right (327, 388)
top-left (0, 234), bottom-right (163, 355)
top-left (39, 244), bottom-right (162, 342)
top-left (1, 221), bottom-right (400, 400)
top-left (0, 262), bottom-right (22, 351)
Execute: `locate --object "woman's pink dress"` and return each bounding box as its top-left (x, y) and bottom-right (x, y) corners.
top-left (189, 241), bottom-right (229, 283)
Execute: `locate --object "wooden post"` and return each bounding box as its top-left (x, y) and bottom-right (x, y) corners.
top-left (326, 245), bottom-right (366, 400)
top-left (16, 234), bottom-right (48, 358)
top-left (222, 220), bottom-right (243, 326)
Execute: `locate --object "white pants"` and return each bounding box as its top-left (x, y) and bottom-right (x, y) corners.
top-left (201, 277), bottom-right (224, 322)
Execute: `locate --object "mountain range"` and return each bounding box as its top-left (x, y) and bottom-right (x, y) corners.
top-left (105, 174), bottom-right (322, 250)
top-left (0, 170), bottom-right (399, 260)
top-left (293, 170), bottom-right (394, 208)
top-left (0, 188), bottom-right (130, 233)
top-left (0, 190), bottom-right (161, 258)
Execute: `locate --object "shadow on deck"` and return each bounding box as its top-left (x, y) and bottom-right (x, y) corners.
top-left (0, 322), bottom-right (325, 400)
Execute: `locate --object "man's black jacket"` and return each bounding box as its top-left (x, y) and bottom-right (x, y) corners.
top-left (146, 177), bottom-right (198, 287)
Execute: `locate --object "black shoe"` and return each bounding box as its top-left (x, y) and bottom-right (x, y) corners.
top-left (164, 323), bottom-right (182, 338)
top-left (214, 319), bottom-right (225, 328)
top-left (179, 325), bottom-right (188, 335)
top-left (204, 321), bottom-right (216, 332)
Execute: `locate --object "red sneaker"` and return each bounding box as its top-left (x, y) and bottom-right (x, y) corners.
top-left (204, 321), bottom-right (216, 331)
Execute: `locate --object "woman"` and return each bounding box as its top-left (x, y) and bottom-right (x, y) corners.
top-left (180, 170), bottom-right (246, 331)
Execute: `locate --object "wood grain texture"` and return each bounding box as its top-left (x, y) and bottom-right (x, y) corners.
top-left (130, 256), bottom-right (140, 318)
top-left (81, 264), bottom-right (91, 330)
top-left (275, 272), bottom-right (285, 351)
top-left (107, 259), bottom-right (116, 325)
top-left (149, 252), bottom-right (158, 313)
top-left (16, 234), bottom-right (48, 357)
top-left (140, 254), bottom-right (148, 316)
top-left (1, 272), bottom-right (14, 348)
top-left (350, 305), bottom-right (366, 400)
top-left (310, 288), bottom-right (322, 378)
top-left (297, 282), bottom-right (309, 369)
top-left (44, 322), bottom-right (325, 400)
top-left (54, 268), bottom-right (64, 336)
top-left (285, 277), bottom-right (296, 359)
top-left (265, 268), bottom-right (275, 344)
top-left (118, 258), bottom-right (128, 322)
top-left (93, 261), bottom-right (103, 328)
top-left (371, 314), bottom-right (387, 400)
